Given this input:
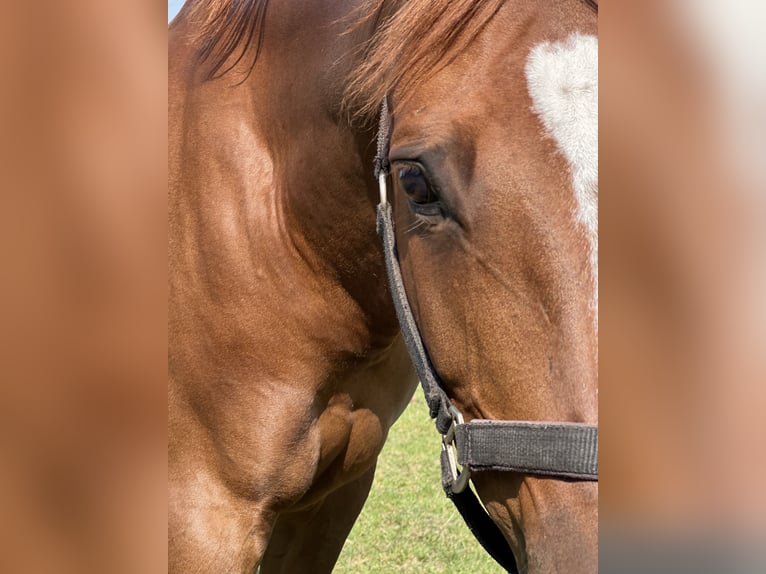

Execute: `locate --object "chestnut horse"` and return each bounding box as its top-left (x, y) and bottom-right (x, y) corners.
top-left (168, 0), bottom-right (598, 572)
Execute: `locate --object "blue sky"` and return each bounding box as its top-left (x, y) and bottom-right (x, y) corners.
top-left (168, 0), bottom-right (185, 23)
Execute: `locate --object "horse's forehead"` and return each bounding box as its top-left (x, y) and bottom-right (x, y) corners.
top-left (525, 33), bottom-right (598, 322)
top-left (524, 34), bottom-right (598, 187)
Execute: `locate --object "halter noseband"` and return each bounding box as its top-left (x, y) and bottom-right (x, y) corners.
top-left (373, 98), bottom-right (598, 573)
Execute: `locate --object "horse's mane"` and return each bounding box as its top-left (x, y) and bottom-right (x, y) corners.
top-left (182, 0), bottom-right (596, 118)
top-left (182, 0), bottom-right (505, 93)
top-left (181, 0), bottom-right (270, 80)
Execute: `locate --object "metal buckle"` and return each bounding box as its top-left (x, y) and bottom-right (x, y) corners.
top-left (378, 172), bottom-right (388, 205)
top-left (442, 405), bottom-right (471, 494)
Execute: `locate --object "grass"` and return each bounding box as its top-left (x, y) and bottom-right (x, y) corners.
top-left (334, 396), bottom-right (505, 573)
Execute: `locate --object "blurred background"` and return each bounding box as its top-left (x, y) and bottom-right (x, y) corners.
top-left (0, 0), bottom-right (763, 572)
top-left (599, 1), bottom-right (766, 570)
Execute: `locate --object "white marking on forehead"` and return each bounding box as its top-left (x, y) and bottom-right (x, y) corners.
top-left (525, 33), bottom-right (598, 325)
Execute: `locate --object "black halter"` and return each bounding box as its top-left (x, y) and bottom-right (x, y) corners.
top-left (373, 98), bottom-right (598, 573)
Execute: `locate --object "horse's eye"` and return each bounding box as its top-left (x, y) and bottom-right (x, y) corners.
top-left (397, 164), bottom-right (437, 204)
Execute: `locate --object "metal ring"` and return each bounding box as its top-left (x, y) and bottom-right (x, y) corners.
top-left (442, 406), bottom-right (471, 493)
top-left (378, 172), bottom-right (388, 205)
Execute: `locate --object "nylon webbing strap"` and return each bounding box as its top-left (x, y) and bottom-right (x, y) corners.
top-left (374, 98), bottom-right (452, 433)
top-left (373, 97), bottom-right (391, 179)
top-left (455, 421), bottom-right (599, 480)
top-left (376, 202), bottom-right (453, 434)
top-left (377, 200), bottom-right (518, 573)
top-left (441, 450), bottom-right (519, 573)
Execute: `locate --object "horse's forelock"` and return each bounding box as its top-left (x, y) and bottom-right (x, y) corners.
top-left (342, 0), bottom-right (505, 122)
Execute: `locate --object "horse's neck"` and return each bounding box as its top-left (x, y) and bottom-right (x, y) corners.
top-left (169, 0), bottom-right (399, 361)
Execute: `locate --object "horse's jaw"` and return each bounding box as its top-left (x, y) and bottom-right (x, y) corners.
top-left (475, 473), bottom-right (599, 574)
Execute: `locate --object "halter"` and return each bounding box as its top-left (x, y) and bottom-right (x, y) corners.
top-left (373, 98), bottom-right (598, 573)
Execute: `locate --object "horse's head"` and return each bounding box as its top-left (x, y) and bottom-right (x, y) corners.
top-left (348, 0), bottom-right (598, 571)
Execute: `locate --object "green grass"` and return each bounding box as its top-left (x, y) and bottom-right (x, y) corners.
top-left (334, 396), bottom-right (505, 573)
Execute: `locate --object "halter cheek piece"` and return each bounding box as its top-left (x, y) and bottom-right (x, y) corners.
top-left (373, 98), bottom-right (598, 574)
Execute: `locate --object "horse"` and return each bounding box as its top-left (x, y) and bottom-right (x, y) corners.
top-left (168, 0), bottom-right (598, 572)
